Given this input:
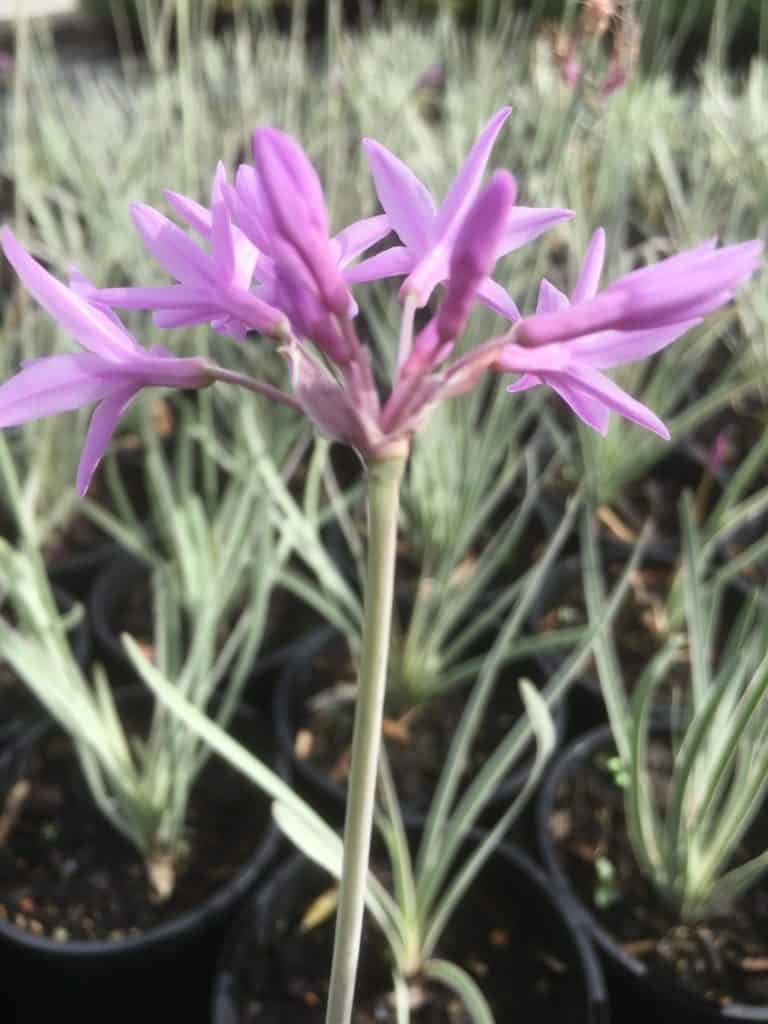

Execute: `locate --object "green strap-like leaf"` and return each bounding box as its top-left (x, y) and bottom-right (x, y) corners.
top-left (423, 959), bottom-right (495, 1024)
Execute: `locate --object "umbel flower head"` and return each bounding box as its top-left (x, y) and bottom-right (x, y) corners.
top-left (0, 109), bottom-right (762, 492)
top-left (498, 229), bottom-right (763, 437)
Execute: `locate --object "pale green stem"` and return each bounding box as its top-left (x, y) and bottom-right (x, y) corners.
top-left (325, 440), bottom-right (409, 1024)
top-left (207, 366), bottom-right (301, 411)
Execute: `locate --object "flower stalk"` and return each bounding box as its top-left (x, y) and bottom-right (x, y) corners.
top-left (326, 439), bottom-right (409, 1024)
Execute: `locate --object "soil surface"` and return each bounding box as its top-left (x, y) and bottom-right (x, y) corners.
top-left (0, 707), bottom-right (273, 942)
top-left (291, 638), bottom-right (542, 812)
top-left (224, 848), bottom-right (591, 1023)
top-left (549, 738), bottom-right (768, 1008)
top-left (534, 556), bottom-right (689, 700)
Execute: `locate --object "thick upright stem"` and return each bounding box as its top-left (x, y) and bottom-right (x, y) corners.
top-left (325, 440), bottom-right (409, 1024)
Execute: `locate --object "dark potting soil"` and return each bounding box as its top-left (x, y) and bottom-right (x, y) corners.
top-left (109, 571), bottom-right (321, 670)
top-left (549, 739), bottom-right (768, 1008)
top-left (535, 558), bottom-right (688, 698)
top-left (227, 851), bottom-right (588, 1023)
top-left (543, 448), bottom-right (709, 545)
top-left (0, 710), bottom-right (272, 942)
top-left (295, 643), bottom-right (536, 810)
top-left (0, 663), bottom-right (43, 734)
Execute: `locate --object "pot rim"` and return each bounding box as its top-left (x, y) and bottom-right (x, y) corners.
top-left (211, 824), bottom-right (609, 1023)
top-left (0, 695), bottom-right (282, 959)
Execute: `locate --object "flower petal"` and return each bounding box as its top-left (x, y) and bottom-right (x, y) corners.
top-left (475, 277), bottom-right (521, 321)
top-left (76, 386), bottom-right (137, 496)
top-left (362, 138), bottom-right (436, 250)
top-left (344, 246), bottom-right (414, 285)
top-left (152, 308), bottom-right (223, 328)
top-left (163, 189), bottom-right (212, 238)
top-left (436, 170), bottom-right (518, 343)
top-left (571, 228), bottom-right (605, 304)
top-left (0, 353), bottom-right (116, 427)
top-left (505, 372), bottom-right (542, 392)
top-left (93, 284), bottom-right (210, 311)
top-left (547, 375), bottom-right (611, 434)
top-left (333, 215), bottom-right (392, 267)
top-left (1, 228), bottom-right (137, 360)
top-left (253, 128), bottom-right (328, 235)
top-left (433, 107), bottom-right (512, 238)
top-left (227, 171), bottom-right (273, 253)
top-left (497, 341), bottom-right (571, 374)
top-left (555, 364), bottom-right (670, 439)
top-left (568, 319), bottom-right (701, 368)
top-left (131, 203), bottom-right (217, 289)
top-left (536, 278), bottom-right (570, 315)
top-left (210, 198), bottom-right (237, 284)
top-left (497, 206), bottom-right (574, 256)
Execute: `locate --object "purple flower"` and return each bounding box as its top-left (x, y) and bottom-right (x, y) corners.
top-left (403, 170), bottom-right (519, 377)
top-left (90, 164), bottom-right (286, 342)
top-left (347, 107), bottom-right (573, 317)
top-left (224, 130), bottom-right (390, 363)
top-left (0, 229), bottom-right (212, 494)
top-left (497, 229), bottom-right (763, 437)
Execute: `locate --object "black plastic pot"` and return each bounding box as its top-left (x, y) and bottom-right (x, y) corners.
top-left (0, 695), bottom-right (282, 1024)
top-left (275, 627), bottom-right (569, 826)
top-left (212, 824), bottom-right (609, 1023)
top-left (537, 726), bottom-right (768, 1023)
top-left (48, 536), bottom-right (122, 602)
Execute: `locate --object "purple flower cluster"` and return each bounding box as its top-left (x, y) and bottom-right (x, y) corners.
top-left (0, 110), bottom-right (762, 492)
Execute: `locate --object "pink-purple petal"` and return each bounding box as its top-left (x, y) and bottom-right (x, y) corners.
top-left (570, 228), bottom-right (605, 304)
top-left (497, 206), bottom-right (575, 256)
top-left (1, 228), bottom-right (137, 360)
top-left (76, 386), bottom-right (137, 495)
top-left (93, 284), bottom-right (209, 311)
top-left (568, 319), bottom-right (701, 368)
top-left (0, 353), bottom-right (116, 427)
top-left (131, 204), bottom-right (217, 290)
top-left (163, 189), bottom-right (212, 238)
top-left (437, 170), bottom-right (518, 343)
top-left (505, 372), bottom-right (542, 392)
top-left (536, 278), bottom-right (570, 315)
top-left (548, 376), bottom-right (611, 434)
top-left (344, 246), bottom-right (414, 285)
top-left (210, 199), bottom-right (237, 283)
top-left (555, 364), bottom-right (670, 439)
top-left (474, 277), bottom-right (521, 321)
top-left (253, 128), bottom-right (328, 235)
top-left (152, 308), bottom-right (223, 328)
top-left (227, 172), bottom-right (273, 253)
top-left (433, 107), bottom-right (512, 238)
top-left (497, 342), bottom-right (571, 374)
top-left (333, 215), bottom-right (392, 267)
top-left (362, 138), bottom-right (436, 250)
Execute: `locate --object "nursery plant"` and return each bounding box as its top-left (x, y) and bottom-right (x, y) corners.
top-left (0, 415), bottom-right (285, 901)
top-left (582, 495), bottom-right (768, 923)
top-left (134, 520), bottom-right (644, 1019)
top-left (532, 498), bottom-right (768, 1014)
top-left (0, 92), bottom-right (760, 1024)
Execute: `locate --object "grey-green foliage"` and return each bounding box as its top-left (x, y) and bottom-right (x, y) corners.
top-left (133, 480), bottom-right (644, 1022)
top-left (0, 400), bottom-right (288, 899)
top-left (584, 497), bottom-right (768, 921)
